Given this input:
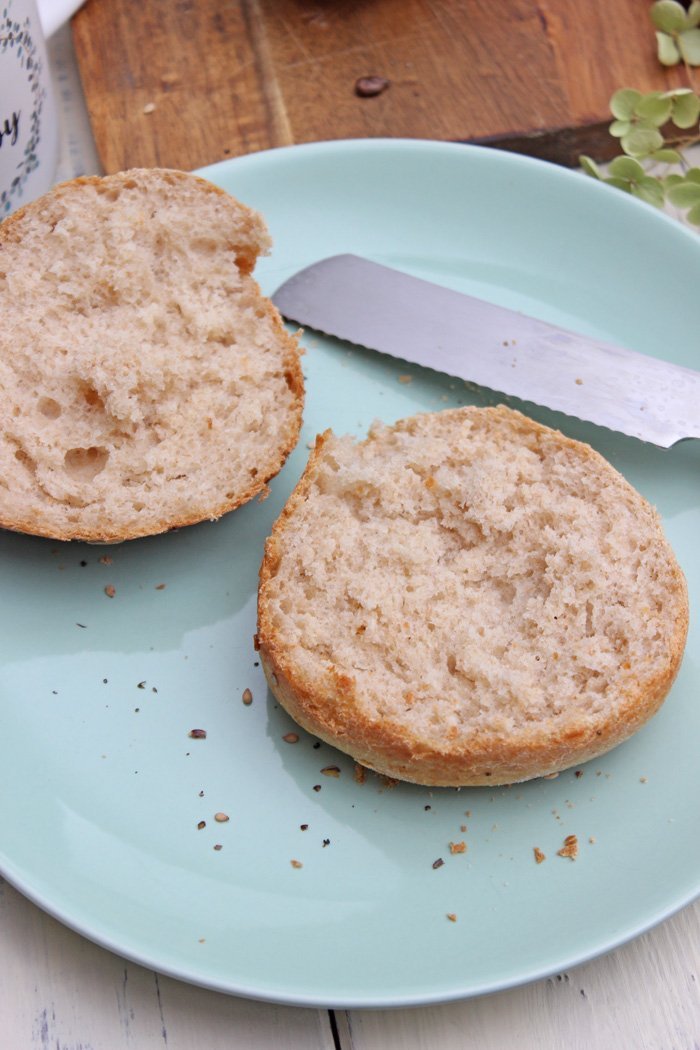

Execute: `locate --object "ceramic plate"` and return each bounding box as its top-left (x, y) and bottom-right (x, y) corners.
top-left (1, 140), bottom-right (698, 1008)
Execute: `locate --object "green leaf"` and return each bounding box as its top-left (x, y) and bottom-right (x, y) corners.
top-left (634, 93), bottom-right (673, 125)
top-left (603, 177), bottom-right (632, 192)
top-left (657, 30), bottom-right (681, 64)
top-left (686, 201), bottom-right (700, 223)
top-left (651, 0), bottom-right (689, 32)
top-left (579, 155), bottom-right (603, 178)
top-left (621, 126), bottom-right (665, 156)
top-left (661, 87), bottom-right (695, 97)
top-left (631, 177), bottom-right (666, 206)
top-left (689, 0), bottom-right (700, 27)
top-left (610, 88), bottom-right (642, 119)
top-left (686, 167), bottom-right (700, 182)
top-left (608, 156), bottom-right (646, 180)
top-left (679, 27), bottom-right (700, 64)
top-left (609, 119), bottom-right (630, 137)
top-left (664, 173), bottom-right (686, 187)
top-left (671, 90), bottom-right (700, 127)
top-left (667, 180), bottom-right (700, 206)
top-left (650, 148), bottom-right (683, 163)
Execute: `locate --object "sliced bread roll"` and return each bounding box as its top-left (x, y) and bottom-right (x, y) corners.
top-left (0, 168), bottom-right (303, 542)
top-left (257, 405), bottom-right (688, 786)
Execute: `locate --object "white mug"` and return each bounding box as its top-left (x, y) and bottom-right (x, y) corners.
top-left (0, 0), bottom-right (59, 217)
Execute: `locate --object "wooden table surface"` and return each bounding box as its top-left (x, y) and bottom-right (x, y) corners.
top-left (72, 0), bottom-right (686, 173)
top-left (2, 15), bottom-right (697, 1050)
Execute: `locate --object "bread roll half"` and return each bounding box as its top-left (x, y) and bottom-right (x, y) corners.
top-left (0, 168), bottom-right (303, 542)
top-left (257, 406), bottom-right (688, 786)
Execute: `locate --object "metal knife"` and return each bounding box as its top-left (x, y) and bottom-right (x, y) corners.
top-left (272, 254), bottom-right (700, 448)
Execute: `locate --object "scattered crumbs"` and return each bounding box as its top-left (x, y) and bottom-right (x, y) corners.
top-left (152, 686), bottom-right (158, 694)
top-left (460, 824), bottom-right (467, 833)
top-left (283, 732), bottom-right (299, 744)
top-left (80, 560), bottom-right (88, 567)
top-left (52, 690), bottom-right (58, 696)
top-left (398, 374), bottom-right (413, 384)
top-left (322, 838), bottom-right (330, 847)
top-left (566, 800), bottom-right (575, 809)
top-left (640, 776), bottom-right (648, 784)
top-left (321, 765), bottom-right (341, 778)
top-left (214, 812), bottom-right (229, 823)
top-left (76, 623), bottom-right (87, 629)
top-left (557, 834), bottom-right (579, 860)
top-left (155, 583), bottom-right (166, 590)
top-left (313, 784), bottom-right (322, 792)
top-left (424, 805), bottom-right (432, 811)
top-left (242, 688), bottom-right (253, 706)
top-left (300, 824), bottom-right (309, 831)
top-left (465, 810), bottom-right (471, 818)
top-left (353, 764), bottom-right (366, 784)
top-left (290, 859), bottom-right (303, 869)
top-left (198, 790), bottom-right (205, 797)
top-left (446, 913), bottom-right (458, 923)
top-left (381, 776), bottom-right (399, 789)
top-left (575, 377), bottom-right (583, 385)
top-left (533, 847), bottom-right (546, 864)
top-left (104, 585), bottom-right (116, 598)
top-left (312, 741), bottom-right (321, 750)
top-left (143, 101), bottom-right (156, 114)
top-left (595, 770), bottom-right (603, 777)
top-left (432, 858), bottom-right (445, 870)
top-left (502, 340), bottom-right (509, 347)
top-left (189, 728), bottom-right (207, 739)
top-left (197, 820), bottom-right (206, 830)
top-left (99, 556), bottom-right (112, 565)
top-left (102, 678), bottom-right (108, 684)
top-left (134, 707), bottom-right (140, 713)
top-left (213, 844), bottom-right (223, 851)
top-left (253, 661), bottom-right (260, 668)
top-left (198, 938), bottom-right (206, 944)
top-left (575, 770), bottom-right (583, 778)
top-left (589, 836), bottom-right (596, 844)
top-left (449, 841), bottom-right (467, 855)
top-left (543, 772), bottom-right (559, 779)
top-left (137, 681), bottom-right (146, 689)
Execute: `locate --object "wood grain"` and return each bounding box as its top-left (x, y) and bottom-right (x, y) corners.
top-left (72, 0), bottom-right (686, 174)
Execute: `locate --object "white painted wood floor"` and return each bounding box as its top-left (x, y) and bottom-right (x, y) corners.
top-left (0, 880), bottom-right (697, 1048)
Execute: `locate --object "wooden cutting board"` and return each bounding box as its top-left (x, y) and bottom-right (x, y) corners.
top-left (72, 0), bottom-right (685, 174)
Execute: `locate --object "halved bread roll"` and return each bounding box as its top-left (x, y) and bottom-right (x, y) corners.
top-left (0, 168), bottom-right (303, 541)
top-left (257, 405), bottom-right (687, 786)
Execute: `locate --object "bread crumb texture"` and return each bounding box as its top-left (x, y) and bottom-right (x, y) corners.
top-left (258, 406), bottom-right (688, 786)
top-left (0, 168), bottom-right (303, 541)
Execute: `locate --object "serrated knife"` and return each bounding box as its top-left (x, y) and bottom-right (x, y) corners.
top-left (272, 254), bottom-right (700, 448)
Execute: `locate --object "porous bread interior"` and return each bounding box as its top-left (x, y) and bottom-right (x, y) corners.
top-left (261, 406), bottom-right (686, 763)
top-left (0, 168), bottom-right (302, 541)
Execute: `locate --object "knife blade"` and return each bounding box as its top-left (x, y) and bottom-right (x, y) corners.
top-left (272, 254), bottom-right (700, 448)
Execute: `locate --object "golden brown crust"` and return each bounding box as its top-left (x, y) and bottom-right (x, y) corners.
top-left (257, 408), bottom-right (689, 787)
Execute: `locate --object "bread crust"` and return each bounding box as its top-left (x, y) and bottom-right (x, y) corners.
top-left (257, 409), bottom-right (689, 786)
top-left (0, 168), bottom-right (304, 542)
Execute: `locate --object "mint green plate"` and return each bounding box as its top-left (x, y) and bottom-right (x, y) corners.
top-left (0, 140), bottom-right (698, 1008)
